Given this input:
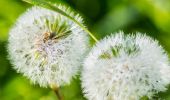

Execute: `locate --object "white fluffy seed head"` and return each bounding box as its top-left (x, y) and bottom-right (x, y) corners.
top-left (82, 31), bottom-right (170, 100)
top-left (8, 6), bottom-right (89, 87)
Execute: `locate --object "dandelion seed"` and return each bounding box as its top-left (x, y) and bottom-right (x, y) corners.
top-left (82, 31), bottom-right (170, 100)
top-left (8, 6), bottom-right (89, 87)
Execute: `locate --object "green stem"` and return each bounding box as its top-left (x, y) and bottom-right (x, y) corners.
top-left (50, 84), bottom-right (64, 100)
top-left (53, 87), bottom-right (63, 100)
top-left (23, 0), bottom-right (98, 42)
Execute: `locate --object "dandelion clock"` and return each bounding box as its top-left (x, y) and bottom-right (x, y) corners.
top-left (8, 6), bottom-right (89, 88)
top-left (82, 32), bottom-right (170, 100)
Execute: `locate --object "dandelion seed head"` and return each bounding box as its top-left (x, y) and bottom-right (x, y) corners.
top-left (8, 6), bottom-right (89, 87)
top-left (82, 31), bottom-right (170, 100)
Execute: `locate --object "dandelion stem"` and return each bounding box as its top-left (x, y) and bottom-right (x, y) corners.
top-left (23, 0), bottom-right (98, 42)
top-left (51, 85), bottom-right (64, 100)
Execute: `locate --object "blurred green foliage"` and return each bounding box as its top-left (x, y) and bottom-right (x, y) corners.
top-left (0, 0), bottom-right (170, 99)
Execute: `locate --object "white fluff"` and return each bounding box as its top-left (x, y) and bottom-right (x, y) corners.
top-left (82, 31), bottom-right (170, 100)
top-left (8, 6), bottom-right (89, 87)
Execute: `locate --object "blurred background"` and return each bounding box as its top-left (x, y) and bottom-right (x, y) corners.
top-left (0, 0), bottom-right (170, 99)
